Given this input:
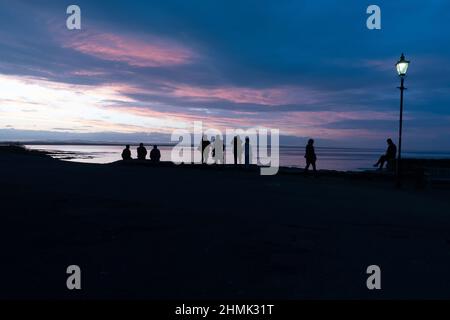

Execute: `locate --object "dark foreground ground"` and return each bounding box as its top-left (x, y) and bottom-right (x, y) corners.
top-left (1, 146), bottom-right (450, 299)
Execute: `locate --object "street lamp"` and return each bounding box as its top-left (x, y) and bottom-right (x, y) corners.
top-left (395, 53), bottom-right (410, 186)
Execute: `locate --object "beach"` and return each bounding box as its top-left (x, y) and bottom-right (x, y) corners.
top-left (1, 145), bottom-right (450, 299)
top-left (24, 144), bottom-right (450, 172)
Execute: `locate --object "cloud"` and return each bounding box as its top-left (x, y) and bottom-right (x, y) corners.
top-left (62, 31), bottom-right (195, 67)
top-left (0, 74), bottom-right (189, 133)
top-left (2, 0), bottom-right (450, 150)
top-left (168, 84), bottom-right (322, 106)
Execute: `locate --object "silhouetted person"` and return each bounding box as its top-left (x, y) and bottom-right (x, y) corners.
top-left (121, 145), bottom-right (132, 160)
top-left (137, 143), bottom-right (147, 160)
top-left (201, 134), bottom-right (211, 164)
top-left (211, 136), bottom-right (216, 156)
top-left (212, 134), bottom-right (224, 164)
top-left (304, 139), bottom-right (317, 173)
top-left (150, 145), bottom-right (161, 163)
top-left (374, 138), bottom-right (397, 169)
top-left (244, 137), bottom-right (251, 166)
top-left (232, 136), bottom-right (243, 165)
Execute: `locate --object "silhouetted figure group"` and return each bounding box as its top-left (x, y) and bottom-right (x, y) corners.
top-left (200, 135), bottom-right (247, 165)
top-left (302, 137), bottom-right (397, 173)
top-left (121, 143), bottom-right (161, 162)
top-left (374, 138), bottom-right (397, 170)
top-left (121, 137), bottom-right (398, 173)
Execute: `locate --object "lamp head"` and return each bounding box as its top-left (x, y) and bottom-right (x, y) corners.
top-left (396, 53), bottom-right (410, 77)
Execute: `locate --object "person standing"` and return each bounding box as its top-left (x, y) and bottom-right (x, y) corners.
top-left (244, 137), bottom-right (251, 167)
top-left (212, 134), bottom-right (224, 164)
top-left (304, 139), bottom-right (317, 173)
top-left (201, 135), bottom-right (211, 164)
top-left (232, 136), bottom-right (243, 165)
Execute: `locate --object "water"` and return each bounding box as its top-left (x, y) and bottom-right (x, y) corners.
top-left (26, 144), bottom-right (450, 172)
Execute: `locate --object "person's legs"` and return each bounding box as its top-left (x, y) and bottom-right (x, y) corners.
top-left (374, 155), bottom-right (387, 168)
top-left (378, 155), bottom-right (388, 169)
top-left (374, 156), bottom-right (381, 166)
top-left (312, 161), bottom-right (317, 172)
top-left (305, 161), bottom-right (311, 171)
top-left (203, 149), bottom-right (208, 164)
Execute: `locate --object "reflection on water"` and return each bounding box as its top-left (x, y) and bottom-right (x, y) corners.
top-left (26, 144), bottom-right (450, 172)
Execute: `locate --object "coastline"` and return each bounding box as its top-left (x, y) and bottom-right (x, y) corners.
top-left (3, 144), bottom-right (449, 184)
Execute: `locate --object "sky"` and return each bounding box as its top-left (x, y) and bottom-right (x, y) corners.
top-left (0, 0), bottom-right (450, 150)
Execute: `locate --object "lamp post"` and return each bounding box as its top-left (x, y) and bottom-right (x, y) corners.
top-left (395, 53), bottom-right (410, 187)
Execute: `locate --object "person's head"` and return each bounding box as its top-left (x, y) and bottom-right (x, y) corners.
top-left (126, 145), bottom-right (130, 149)
top-left (387, 138), bottom-right (393, 145)
top-left (216, 134), bottom-right (221, 141)
top-left (308, 138), bottom-right (314, 146)
top-left (139, 143), bottom-right (144, 147)
top-left (153, 145), bottom-right (158, 149)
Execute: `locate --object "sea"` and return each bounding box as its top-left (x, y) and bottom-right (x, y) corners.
top-left (24, 144), bottom-right (450, 172)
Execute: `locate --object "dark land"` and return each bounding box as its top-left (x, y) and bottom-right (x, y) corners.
top-left (1, 145), bottom-right (450, 299)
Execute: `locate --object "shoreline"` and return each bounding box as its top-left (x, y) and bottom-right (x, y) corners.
top-left (2, 144), bottom-right (449, 183)
top-left (4, 141), bottom-right (450, 154)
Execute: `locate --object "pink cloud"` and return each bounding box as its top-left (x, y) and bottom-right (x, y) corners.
top-left (70, 70), bottom-right (108, 76)
top-left (108, 105), bottom-right (392, 139)
top-left (168, 84), bottom-right (322, 105)
top-left (63, 32), bottom-right (194, 67)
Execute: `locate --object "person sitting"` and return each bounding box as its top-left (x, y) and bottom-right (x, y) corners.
top-left (304, 138), bottom-right (317, 173)
top-left (150, 145), bottom-right (161, 163)
top-left (374, 138), bottom-right (397, 169)
top-left (121, 145), bottom-right (132, 160)
top-left (137, 143), bottom-right (147, 160)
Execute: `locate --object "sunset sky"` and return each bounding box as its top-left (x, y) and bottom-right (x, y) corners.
top-left (1, 0), bottom-right (450, 149)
